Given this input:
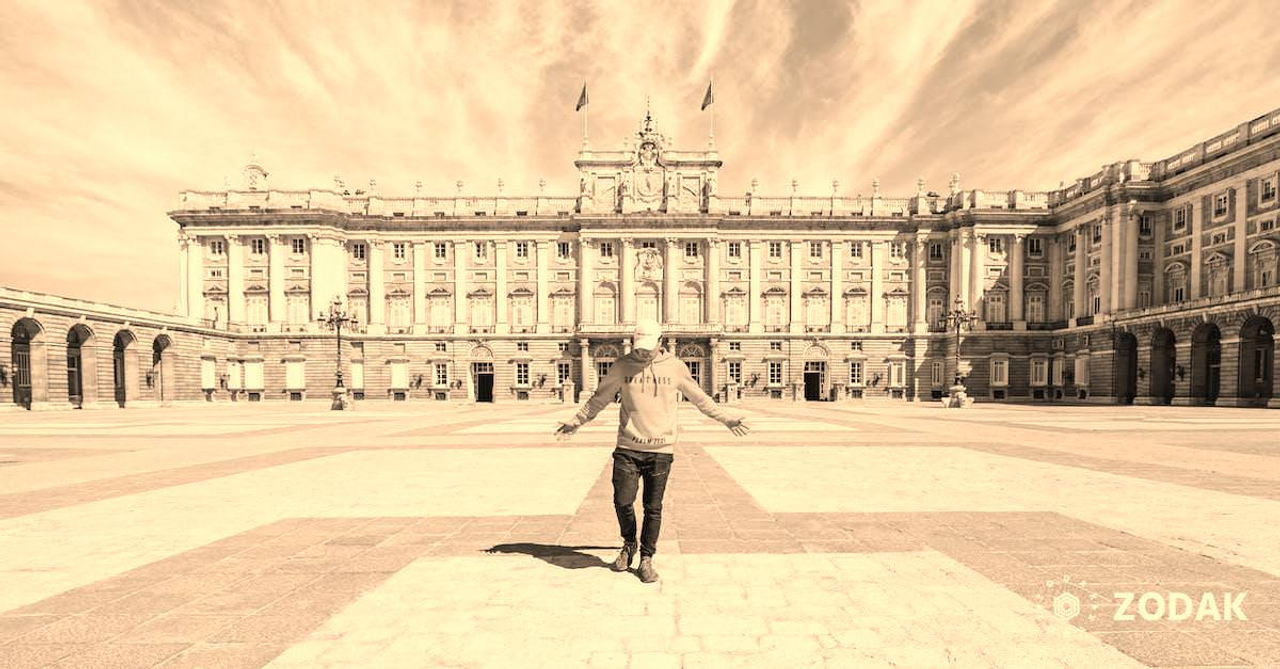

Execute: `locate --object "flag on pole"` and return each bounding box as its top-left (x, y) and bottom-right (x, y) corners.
top-left (575, 82), bottom-right (589, 111)
top-left (701, 80), bottom-right (714, 111)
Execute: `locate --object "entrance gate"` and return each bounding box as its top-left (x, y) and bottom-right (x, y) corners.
top-left (473, 362), bottom-right (494, 403)
top-left (804, 361), bottom-right (826, 401)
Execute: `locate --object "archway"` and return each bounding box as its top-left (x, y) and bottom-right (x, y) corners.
top-left (1238, 316), bottom-right (1275, 406)
top-left (1115, 331), bottom-right (1138, 405)
top-left (676, 343), bottom-right (708, 396)
top-left (10, 318), bottom-right (46, 409)
top-left (469, 344), bottom-right (495, 403)
top-left (1149, 328), bottom-right (1176, 405)
top-left (802, 343), bottom-right (830, 401)
top-left (152, 335), bottom-right (176, 404)
top-left (1190, 322), bottom-right (1222, 406)
top-left (112, 330), bottom-right (138, 408)
top-left (66, 324), bottom-right (96, 408)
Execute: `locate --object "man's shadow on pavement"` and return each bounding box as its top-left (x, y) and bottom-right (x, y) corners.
top-left (484, 543), bottom-right (617, 570)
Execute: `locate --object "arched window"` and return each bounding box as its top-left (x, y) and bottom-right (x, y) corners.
top-left (679, 282), bottom-right (703, 324)
top-left (1250, 240), bottom-right (1277, 289)
top-left (594, 283), bottom-right (617, 325)
top-left (1165, 264), bottom-right (1187, 303)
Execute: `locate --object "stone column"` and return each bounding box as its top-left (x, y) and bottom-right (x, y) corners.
top-left (1073, 228), bottom-right (1087, 319)
top-left (1048, 235), bottom-right (1063, 321)
top-left (664, 237), bottom-right (679, 324)
top-left (620, 238), bottom-right (635, 324)
top-left (1010, 233), bottom-right (1025, 324)
top-left (368, 240), bottom-right (385, 330)
top-left (969, 232), bottom-right (986, 321)
top-left (579, 339), bottom-right (594, 394)
top-left (911, 236), bottom-right (927, 331)
top-left (706, 239), bottom-right (721, 324)
top-left (580, 238), bottom-right (594, 325)
top-left (1124, 211), bottom-right (1140, 309)
top-left (709, 337), bottom-right (720, 399)
top-left (870, 240), bottom-right (886, 333)
top-left (789, 241), bottom-right (803, 333)
top-left (495, 241), bottom-right (509, 334)
top-left (413, 242), bottom-right (427, 327)
top-left (1153, 213), bottom-right (1167, 307)
top-left (958, 232), bottom-right (972, 312)
top-left (264, 235), bottom-right (284, 326)
top-left (183, 234), bottom-right (202, 323)
top-left (536, 240), bottom-right (551, 333)
top-left (748, 240), bottom-right (763, 333)
top-left (454, 240), bottom-right (468, 333)
top-left (1233, 187), bottom-right (1248, 294)
top-left (227, 234), bottom-right (245, 324)
top-left (1190, 202), bottom-right (1203, 299)
top-left (831, 240), bottom-right (845, 334)
top-left (1099, 215), bottom-right (1114, 316)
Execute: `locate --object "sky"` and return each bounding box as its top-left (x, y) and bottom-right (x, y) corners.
top-left (3, 0), bottom-right (1280, 313)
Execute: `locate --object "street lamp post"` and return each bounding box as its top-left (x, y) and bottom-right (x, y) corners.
top-left (317, 296), bottom-right (359, 410)
top-left (944, 296), bottom-right (978, 408)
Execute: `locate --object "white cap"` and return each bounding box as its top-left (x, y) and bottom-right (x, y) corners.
top-left (633, 319), bottom-right (662, 350)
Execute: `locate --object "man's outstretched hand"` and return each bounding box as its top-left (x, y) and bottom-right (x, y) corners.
top-left (725, 418), bottom-right (751, 437)
top-left (554, 421), bottom-right (579, 440)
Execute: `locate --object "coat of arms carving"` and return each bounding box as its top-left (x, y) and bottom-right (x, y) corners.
top-left (636, 248), bottom-right (663, 280)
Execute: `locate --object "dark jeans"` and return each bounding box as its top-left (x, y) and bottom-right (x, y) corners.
top-left (611, 448), bottom-right (673, 558)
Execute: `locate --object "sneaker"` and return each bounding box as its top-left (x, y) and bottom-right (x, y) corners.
top-left (612, 543), bottom-right (637, 572)
top-left (637, 556), bottom-right (659, 583)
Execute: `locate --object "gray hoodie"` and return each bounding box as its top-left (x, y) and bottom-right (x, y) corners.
top-left (571, 348), bottom-right (732, 454)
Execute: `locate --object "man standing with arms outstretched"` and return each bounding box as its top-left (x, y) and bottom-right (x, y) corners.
top-left (556, 320), bottom-right (751, 583)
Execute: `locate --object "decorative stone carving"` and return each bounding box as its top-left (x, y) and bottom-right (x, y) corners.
top-left (637, 248), bottom-right (663, 281)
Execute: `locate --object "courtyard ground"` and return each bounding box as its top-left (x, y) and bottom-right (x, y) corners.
top-left (0, 399), bottom-right (1278, 668)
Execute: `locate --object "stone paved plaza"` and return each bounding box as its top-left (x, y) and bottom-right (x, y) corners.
top-left (1, 401), bottom-right (1279, 668)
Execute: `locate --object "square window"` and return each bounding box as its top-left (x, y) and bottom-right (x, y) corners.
top-left (1027, 238), bottom-right (1043, 257)
top-left (558, 241), bottom-right (572, 259)
top-left (292, 238), bottom-right (305, 255)
top-left (728, 341), bottom-right (741, 351)
top-left (850, 242), bottom-right (863, 259)
top-left (768, 241), bottom-right (783, 258)
top-left (890, 242), bottom-right (905, 260)
top-left (434, 342), bottom-right (447, 352)
top-left (557, 361), bottom-right (571, 384)
top-left (928, 242), bottom-right (943, 261)
top-left (1261, 219), bottom-right (1277, 232)
top-left (685, 241), bottom-right (699, 258)
top-left (1211, 232), bottom-right (1227, 246)
top-left (351, 243), bottom-right (366, 261)
top-left (210, 240), bottom-right (225, 255)
top-left (393, 242), bottom-right (406, 260)
top-left (515, 241), bottom-right (529, 258)
top-left (1214, 193), bottom-right (1229, 217)
top-left (558, 342), bottom-right (569, 353)
top-left (599, 242), bottom-right (614, 259)
top-left (768, 361), bottom-right (783, 385)
top-left (850, 341), bottom-right (862, 351)
top-left (848, 361), bottom-right (863, 385)
top-left (435, 363), bottom-right (448, 387)
top-left (728, 241), bottom-right (742, 258)
top-left (769, 341), bottom-right (782, 351)
top-left (640, 240), bottom-right (656, 250)
top-left (434, 242), bottom-right (447, 259)
top-left (251, 238), bottom-right (266, 255)
top-left (987, 237), bottom-right (1003, 254)
top-left (475, 242), bottom-right (487, 259)
top-left (809, 241), bottom-right (823, 259)
top-left (728, 361), bottom-right (742, 384)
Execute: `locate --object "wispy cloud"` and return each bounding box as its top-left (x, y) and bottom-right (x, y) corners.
top-left (1, 0), bottom-right (1279, 310)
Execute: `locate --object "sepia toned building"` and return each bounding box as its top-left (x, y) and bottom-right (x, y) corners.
top-left (4, 108), bottom-right (1279, 409)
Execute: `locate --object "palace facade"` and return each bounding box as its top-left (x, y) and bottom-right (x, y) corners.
top-left (4, 109), bottom-right (1280, 409)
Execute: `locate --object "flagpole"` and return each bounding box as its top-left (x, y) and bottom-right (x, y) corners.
top-left (710, 76), bottom-right (715, 139)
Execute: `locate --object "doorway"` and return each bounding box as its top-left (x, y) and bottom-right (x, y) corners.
top-left (113, 331), bottom-right (136, 408)
top-left (11, 322), bottom-right (32, 409)
top-left (1191, 322), bottom-right (1222, 406)
top-left (1150, 328), bottom-right (1176, 405)
top-left (473, 362), bottom-right (494, 403)
top-left (1115, 332), bottom-right (1138, 405)
top-left (1238, 316), bottom-right (1274, 406)
top-left (804, 361), bottom-right (826, 401)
